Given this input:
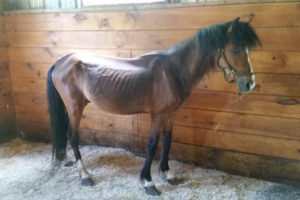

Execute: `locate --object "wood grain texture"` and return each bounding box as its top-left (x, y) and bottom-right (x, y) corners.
top-left (4, 3), bottom-right (300, 31)
top-left (10, 72), bottom-right (300, 97)
top-left (186, 90), bottom-right (300, 119)
top-left (15, 102), bottom-right (139, 135)
top-left (13, 97), bottom-right (300, 143)
top-left (9, 48), bottom-right (300, 74)
top-left (17, 119), bottom-right (300, 186)
top-left (8, 47), bottom-right (131, 63)
top-left (0, 45), bottom-right (16, 143)
top-left (12, 90), bottom-right (300, 119)
top-left (133, 50), bottom-right (300, 74)
top-left (0, 62), bottom-right (9, 79)
top-left (138, 106), bottom-right (300, 140)
top-left (6, 28), bottom-right (300, 51)
top-left (196, 72), bottom-right (300, 97)
top-left (140, 120), bottom-right (300, 160)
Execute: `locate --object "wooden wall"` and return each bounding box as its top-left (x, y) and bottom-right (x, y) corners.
top-left (0, 14), bottom-right (16, 143)
top-left (3, 1), bottom-right (300, 185)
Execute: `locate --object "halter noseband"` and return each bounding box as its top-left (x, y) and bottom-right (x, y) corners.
top-left (216, 48), bottom-right (255, 83)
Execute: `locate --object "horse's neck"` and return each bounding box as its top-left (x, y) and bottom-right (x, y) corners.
top-left (166, 37), bottom-right (215, 97)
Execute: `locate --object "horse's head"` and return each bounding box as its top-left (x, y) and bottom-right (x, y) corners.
top-left (217, 16), bottom-right (260, 93)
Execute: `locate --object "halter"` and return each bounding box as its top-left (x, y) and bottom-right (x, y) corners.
top-left (216, 48), bottom-right (255, 83)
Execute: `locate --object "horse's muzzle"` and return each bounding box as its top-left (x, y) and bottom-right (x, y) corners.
top-left (237, 79), bottom-right (256, 93)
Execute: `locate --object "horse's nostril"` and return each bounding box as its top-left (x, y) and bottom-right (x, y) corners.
top-left (246, 82), bottom-right (251, 90)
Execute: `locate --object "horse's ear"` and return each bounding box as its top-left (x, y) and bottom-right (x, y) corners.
top-left (247, 13), bottom-right (255, 24)
top-left (228, 17), bottom-right (240, 33)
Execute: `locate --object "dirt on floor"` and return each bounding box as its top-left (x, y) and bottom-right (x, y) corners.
top-left (0, 139), bottom-right (299, 200)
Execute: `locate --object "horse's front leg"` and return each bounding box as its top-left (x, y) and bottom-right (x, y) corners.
top-left (140, 116), bottom-right (163, 196)
top-left (159, 124), bottom-right (185, 185)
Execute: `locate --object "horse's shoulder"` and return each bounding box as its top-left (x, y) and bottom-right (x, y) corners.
top-left (145, 54), bottom-right (170, 70)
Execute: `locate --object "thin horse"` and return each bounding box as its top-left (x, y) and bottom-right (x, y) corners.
top-left (47, 17), bottom-right (260, 195)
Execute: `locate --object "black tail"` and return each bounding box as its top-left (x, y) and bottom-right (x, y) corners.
top-left (47, 64), bottom-right (69, 161)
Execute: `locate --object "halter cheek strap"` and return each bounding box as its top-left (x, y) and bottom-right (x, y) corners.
top-left (216, 48), bottom-right (255, 83)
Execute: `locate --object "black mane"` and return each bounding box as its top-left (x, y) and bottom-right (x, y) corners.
top-left (196, 20), bottom-right (261, 52)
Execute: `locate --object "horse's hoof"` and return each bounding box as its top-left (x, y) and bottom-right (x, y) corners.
top-left (167, 177), bottom-right (185, 185)
top-left (81, 178), bottom-right (94, 186)
top-left (64, 161), bottom-right (74, 167)
top-left (144, 185), bottom-right (161, 196)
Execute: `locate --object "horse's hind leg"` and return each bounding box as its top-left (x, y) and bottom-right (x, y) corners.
top-left (63, 94), bottom-right (93, 186)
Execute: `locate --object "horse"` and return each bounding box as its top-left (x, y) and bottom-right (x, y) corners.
top-left (47, 17), bottom-right (260, 196)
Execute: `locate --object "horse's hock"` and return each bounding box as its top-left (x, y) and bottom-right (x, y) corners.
top-left (0, 0), bottom-right (300, 194)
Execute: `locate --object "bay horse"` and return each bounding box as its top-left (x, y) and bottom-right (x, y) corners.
top-left (47, 17), bottom-right (260, 195)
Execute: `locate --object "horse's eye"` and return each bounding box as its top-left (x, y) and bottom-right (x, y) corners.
top-left (231, 47), bottom-right (240, 54)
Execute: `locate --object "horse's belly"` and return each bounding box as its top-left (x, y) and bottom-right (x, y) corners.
top-left (82, 67), bottom-right (152, 114)
top-left (91, 96), bottom-right (150, 114)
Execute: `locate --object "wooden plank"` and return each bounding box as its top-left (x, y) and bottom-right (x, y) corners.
top-left (13, 92), bottom-right (45, 106)
top-left (170, 142), bottom-right (300, 186)
top-left (139, 105), bottom-right (300, 140)
top-left (6, 30), bottom-right (194, 49)
top-left (15, 109), bottom-right (49, 123)
top-left (257, 28), bottom-right (300, 52)
top-left (0, 48), bottom-right (8, 62)
top-left (4, 3), bottom-right (300, 31)
top-left (5, 11), bottom-right (135, 31)
top-left (0, 33), bottom-right (8, 47)
top-left (10, 62), bottom-right (49, 79)
top-left (13, 91), bottom-right (131, 118)
top-left (133, 50), bottom-right (300, 74)
top-left (17, 119), bottom-right (300, 185)
top-left (196, 72), bottom-right (300, 97)
top-left (12, 90), bottom-right (300, 119)
top-left (0, 118), bottom-right (17, 144)
top-left (0, 62), bottom-right (9, 79)
top-left (134, 2), bottom-right (300, 30)
top-left (250, 51), bottom-right (300, 74)
top-left (0, 95), bottom-right (13, 110)
top-left (0, 106), bottom-right (15, 121)
top-left (0, 17), bottom-right (6, 33)
top-left (138, 120), bottom-right (300, 160)
top-left (10, 71), bottom-right (300, 97)
top-left (186, 90), bottom-right (300, 119)
top-left (15, 103), bottom-right (139, 135)
top-left (8, 48), bottom-right (131, 63)
top-left (9, 48), bottom-right (300, 74)
top-left (81, 112), bottom-right (138, 135)
top-left (11, 78), bottom-right (46, 93)
top-left (17, 120), bottom-right (50, 141)
top-left (14, 94), bottom-right (300, 141)
top-left (6, 29), bottom-right (300, 51)
top-left (0, 78), bottom-right (12, 95)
